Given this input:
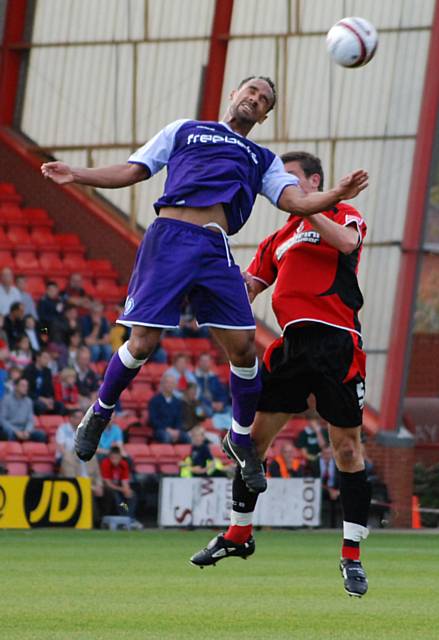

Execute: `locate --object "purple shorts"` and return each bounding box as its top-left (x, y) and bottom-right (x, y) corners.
top-left (118, 217), bottom-right (255, 330)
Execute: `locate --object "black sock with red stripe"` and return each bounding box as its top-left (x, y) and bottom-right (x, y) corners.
top-left (339, 469), bottom-right (371, 560)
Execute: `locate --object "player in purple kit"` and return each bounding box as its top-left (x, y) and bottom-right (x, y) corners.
top-left (42, 76), bottom-right (368, 489)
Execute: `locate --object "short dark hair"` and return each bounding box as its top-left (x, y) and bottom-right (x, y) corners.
top-left (238, 76), bottom-right (277, 111)
top-left (10, 302), bottom-right (22, 313)
top-left (46, 281), bottom-right (58, 288)
top-left (110, 445), bottom-right (121, 455)
top-left (280, 151), bottom-right (324, 191)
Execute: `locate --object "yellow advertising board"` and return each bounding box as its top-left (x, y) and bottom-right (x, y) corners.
top-left (0, 476), bottom-right (92, 529)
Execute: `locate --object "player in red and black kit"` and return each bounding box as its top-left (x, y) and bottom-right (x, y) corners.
top-left (191, 152), bottom-right (370, 598)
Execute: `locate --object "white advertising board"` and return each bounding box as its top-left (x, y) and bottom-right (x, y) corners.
top-left (158, 477), bottom-right (321, 527)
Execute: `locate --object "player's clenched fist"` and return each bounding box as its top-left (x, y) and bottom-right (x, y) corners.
top-left (41, 161), bottom-right (74, 184)
top-left (335, 169), bottom-right (368, 200)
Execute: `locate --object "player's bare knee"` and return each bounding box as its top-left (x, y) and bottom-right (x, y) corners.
top-left (228, 340), bottom-right (256, 368)
top-left (128, 330), bottom-right (161, 360)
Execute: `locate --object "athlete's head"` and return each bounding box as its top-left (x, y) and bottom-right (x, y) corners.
top-left (227, 76), bottom-right (276, 126)
top-left (281, 151), bottom-right (324, 193)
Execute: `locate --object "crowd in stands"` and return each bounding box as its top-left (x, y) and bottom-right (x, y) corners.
top-left (0, 266), bottom-right (386, 529)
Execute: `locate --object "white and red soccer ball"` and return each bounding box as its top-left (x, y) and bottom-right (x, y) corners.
top-left (327, 17), bottom-right (378, 68)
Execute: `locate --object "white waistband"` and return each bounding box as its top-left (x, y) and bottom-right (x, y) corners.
top-left (203, 222), bottom-right (232, 267)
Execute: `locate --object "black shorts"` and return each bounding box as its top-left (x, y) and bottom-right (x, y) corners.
top-left (258, 324), bottom-right (366, 427)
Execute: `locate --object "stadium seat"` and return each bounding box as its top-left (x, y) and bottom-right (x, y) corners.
top-left (136, 363), bottom-right (167, 385)
top-left (173, 444), bottom-right (191, 459)
top-left (22, 442), bottom-right (54, 475)
top-left (161, 338), bottom-right (190, 359)
top-left (124, 443), bottom-right (151, 459)
top-left (25, 275), bottom-right (46, 298)
top-left (39, 252), bottom-right (65, 276)
top-left (56, 233), bottom-right (86, 256)
top-left (126, 423), bottom-right (153, 444)
top-left (0, 183), bottom-right (22, 205)
top-left (95, 280), bottom-right (126, 304)
top-left (183, 338), bottom-right (213, 358)
top-left (14, 251), bottom-right (44, 276)
top-left (158, 463), bottom-right (180, 475)
top-left (216, 363), bottom-right (230, 384)
top-left (63, 254), bottom-right (88, 273)
top-left (0, 204), bottom-right (27, 226)
top-left (149, 444), bottom-right (179, 463)
top-left (88, 259), bottom-right (117, 278)
top-left (22, 208), bottom-right (54, 229)
top-left (0, 227), bottom-right (13, 249)
top-left (37, 414), bottom-right (65, 435)
top-left (0, 250), bottom-right (15, 269)
top-left (7, 225), bottom-right (33, 249)
top-left (51, 276), bottom-right (68, 290)
top-left (0, 441), bottom-right (28, 475)
top-left (31, 228), bottom-right (59, 251)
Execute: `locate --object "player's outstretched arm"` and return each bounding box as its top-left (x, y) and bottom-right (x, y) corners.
top-left (309, 214), bottom-right (360, 254)
top-left (41, 161), bottom-right (149, 188)
top-left (278, 169), bottom-right (368, 216)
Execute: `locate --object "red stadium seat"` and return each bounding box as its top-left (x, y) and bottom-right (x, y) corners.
top-left (174, 444), bottom-right (192, 459)
top-left (158, 463), bottom-right (180, 475)
top-left (88, 259), bottom-right (117, 278)
top-left (51, 276), bottom-right (68, 290)
top-left (63, 254), bottom-right (88, 273)
top-left (0, 183), bottom-right (22, 204)
top-left (15, 251), bottom-right (44, 276)
top-left (37, 414), bottom-right (65, 435)
top-left (56, 233), bottom-right (86, 255)
top-left (25, 276), bottom-right (46, 298)
top-left (0, 441), bottom-right (28, 475)
top-left (0, 227), bottom-right (13, 249)
top-left (161, 338), bottom-right (190, 359)
top-left (126, 424), bottom-right (153, 444)
top-left (22, 207), bottom-right (54, 229)
top-left (31, 228), bottom-right (59, 251)
top-left (95, 280), bottom-right (126, 304)
top-left (149, 444), bottom-right (178, 463)
top-left (139, 363), bottom-right (168, 385)
top-left (7, 225), bottom-right (33, 249)
top-left (183, 338), bottom-right (213, 358)
top-left (0, 204), bottom-right (27, 226)
top-left (0, 250), bottom-right (15, 269)
top-left (40, 252), bottom-right (65, 276)
top-left (22, 442), bottom-right (54, 475)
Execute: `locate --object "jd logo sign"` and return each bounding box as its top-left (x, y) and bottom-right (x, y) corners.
top-left (25, 479), bottom-right (83, 527)
top-left (0, 477), bottom-right (92, 529)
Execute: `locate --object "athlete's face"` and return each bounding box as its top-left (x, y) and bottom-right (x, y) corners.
top-left (229, 79), bottom-right (274, 125)
top-left (283, 160), bottom-right (321, 194)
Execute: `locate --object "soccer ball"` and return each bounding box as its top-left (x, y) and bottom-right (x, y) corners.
top-left (326, 17), bottom-right (378, 68)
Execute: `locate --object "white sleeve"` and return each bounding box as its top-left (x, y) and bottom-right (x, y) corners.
top-left (260, 155), bottom-right (300, 205)
top-left (128, 119), bottom-right (189, 176)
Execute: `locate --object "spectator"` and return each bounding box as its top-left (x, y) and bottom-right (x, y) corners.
top-left (0, 338), bottom-right (9, 401)
top-left (9, 334), bottom-right (33, 370)
top-left (4, 366), bottom-right (21, 394)
top-left (194, 352), bottom-right (228, 417)
top-left (149, 373), bottom-right (190, 444)
top-left (56, 408), bottom-right (104, 526)
top-left (47, 342), bottom-right (65, 374)
top-left (268, 442), bottom-right (307, 478)
top-left (50, 304), bottom-right (80, 346)
top-left (181, 383), bottom-right (207, 432)
top-left (165, 353), bottom-right (197, 398)
top-left (74, 345), bottom-right (99, 408)
top-left (180, 426), bottom-right (213, 477)
top-left (54, 367), bottom-right (80, 411)
top-left (178, 301), bottom-right (209, 338)
top-left (4, 301), bottom-right (25, 349)
top-left (24, 314), bottom-right (43, 353)
top-left (80, 301), bottom-right (113, 362)
top-left (100, 445), bottom-right (142, 528)
top-left (319, 445), bottom-right (340, 528)
top-left (296, 418), bottom-right (328, 471)
top-left (67, 329), bottom-right (83, 368)
top-left (15, 275), bottom-right (38, 320)
top-left (0, 267), bottom-right (21, 316)
top-left (23, 350), bottom-right (64, 415)
top-left (0, 377), bottom-right (46, 442)
top-left (37, 281), bottom-right (64, 330)
top-left (0, 314), bottom-right (8, 344)
top-left (97, 421), bottom-right (126, 460)
top-left (61, 273), bottom-right (90, 315)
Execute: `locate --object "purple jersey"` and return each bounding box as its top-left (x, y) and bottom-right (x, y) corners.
top-left (128, 120), bottom-right (299, 235)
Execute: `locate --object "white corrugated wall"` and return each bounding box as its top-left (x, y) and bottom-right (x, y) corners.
top-left (20, 0), bottom-right (436, 411)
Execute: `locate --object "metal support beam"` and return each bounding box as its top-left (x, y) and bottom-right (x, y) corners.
top-left (380, 0), bottom-right (439, 429)
top-left (0, 0), bottom-right (29, 126)
top-left (200, 0), bottom-right (234, 121)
